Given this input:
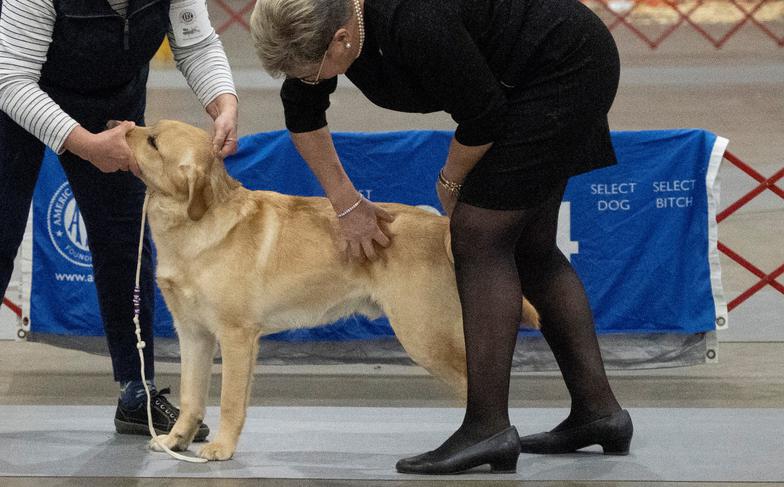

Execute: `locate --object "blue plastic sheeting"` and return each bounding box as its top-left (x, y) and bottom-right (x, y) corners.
top-left (30, 129), bottom-right (726, 340)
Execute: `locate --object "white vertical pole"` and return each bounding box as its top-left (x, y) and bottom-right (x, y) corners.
top-left (0, 209), bottom-right (32, 340)
top-left (18, 207), bottom-right (33, 340)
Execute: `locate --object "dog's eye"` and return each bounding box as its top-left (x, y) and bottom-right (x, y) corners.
top-left (147, 136), bottom-right (158, 150)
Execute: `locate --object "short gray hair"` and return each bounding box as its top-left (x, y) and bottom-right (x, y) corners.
top-left (250, 0), bottom-right (353, 78)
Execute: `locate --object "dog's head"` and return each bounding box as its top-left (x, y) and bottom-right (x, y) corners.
top-left (126, 120), bottom-right (236, 221)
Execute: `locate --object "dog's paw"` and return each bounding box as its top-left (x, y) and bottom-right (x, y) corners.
top-left (198, 441), bottom-right (235, 461)
top-left (149, 434), bottom-right (188, 452)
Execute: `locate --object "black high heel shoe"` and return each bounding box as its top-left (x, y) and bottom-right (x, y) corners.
top-left (395, 426), bottom-right (521, 475)
top-left (519, 409), bottom-right (633, 455)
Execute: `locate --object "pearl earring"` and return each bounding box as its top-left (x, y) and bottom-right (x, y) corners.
top-left (346, 43), bottom-right (351, 49)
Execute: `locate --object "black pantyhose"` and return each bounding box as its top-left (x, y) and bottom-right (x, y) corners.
top-left (513, 182), bottom-right (621, 432)
top-left (422, 180), bottom-right (619, 460)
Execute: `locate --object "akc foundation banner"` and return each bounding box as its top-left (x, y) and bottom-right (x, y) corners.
top-left (29, 129), bottom-right (727, 341)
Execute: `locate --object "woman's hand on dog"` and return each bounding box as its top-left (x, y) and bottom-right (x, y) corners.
top-left (207, 93), bottom-right (239, 158)
top-left (64, 122), bottom-right (140, 176)
top-left (337, 199), bottom-right (394, 262)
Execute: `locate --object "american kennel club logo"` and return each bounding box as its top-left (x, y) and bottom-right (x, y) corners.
top-left (47, 182), bottom-right (92, 267)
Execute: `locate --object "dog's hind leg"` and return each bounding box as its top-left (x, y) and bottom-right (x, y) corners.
top-left (198, 325), bottom-right (259, 461)
top-left (378, 283), bottom-right (468, 403)
top-left (150, 323), bottom-right (217, 452)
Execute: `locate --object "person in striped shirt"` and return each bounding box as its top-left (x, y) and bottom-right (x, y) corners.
top-left (0, 0), bottom-right (237, 439)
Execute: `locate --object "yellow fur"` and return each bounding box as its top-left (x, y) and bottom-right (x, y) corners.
top-left (126, 120), bottom-right (540, 460)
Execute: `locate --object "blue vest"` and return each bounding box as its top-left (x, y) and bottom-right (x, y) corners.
top-left (1, 0), bottom-right (171, 131)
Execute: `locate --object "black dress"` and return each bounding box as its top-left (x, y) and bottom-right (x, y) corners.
top-left (281, 0), bottom-right (620, 210)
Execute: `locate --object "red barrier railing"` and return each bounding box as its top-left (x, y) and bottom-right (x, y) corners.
top-left (2, 297), bottom-right (22, 318)
top-left (664, 0), bottom-right (783, 48)
top-left (213, 0), bottom-right (254, 34)
top-left (717, 151), bottom-right (784, 311)
top-left (594, 0), bottom-right (784, 48)
top-left (210, 0), bottom-right (784, 48)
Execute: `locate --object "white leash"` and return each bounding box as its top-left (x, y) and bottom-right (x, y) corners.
top-left (133, 191), bottom-right (208, 463)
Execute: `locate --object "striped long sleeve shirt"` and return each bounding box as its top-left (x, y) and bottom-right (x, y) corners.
top-left (0, 0), bottom-right (237, 153)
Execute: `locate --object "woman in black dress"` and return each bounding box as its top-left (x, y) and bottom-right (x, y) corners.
top-left (251, 0), bottom-right (632, 474)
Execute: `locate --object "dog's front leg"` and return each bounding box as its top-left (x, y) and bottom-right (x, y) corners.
top-left (198, 326), bottom-right (258, 461)
top-left (150, 324), bottom-right (217, 452)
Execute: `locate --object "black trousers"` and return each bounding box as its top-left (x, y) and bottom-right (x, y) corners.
top-left (0, 112), bottom-right (155, 382)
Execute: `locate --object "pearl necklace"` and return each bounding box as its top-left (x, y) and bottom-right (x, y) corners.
top-left (352, 0), bottom-right (365, 57)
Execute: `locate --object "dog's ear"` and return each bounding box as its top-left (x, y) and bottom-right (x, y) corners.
top-left (181, 164), bottom-right (210, 221)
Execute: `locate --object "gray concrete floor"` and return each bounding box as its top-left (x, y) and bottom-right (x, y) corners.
top-left (3, 406), bottom-right (783, 482)
top-left (1, 481), bottom-right (772, 487)
top-left (1, 341), bottom-right (783, 487)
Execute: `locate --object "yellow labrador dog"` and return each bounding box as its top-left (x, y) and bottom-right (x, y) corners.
top-left (126, 120), bottom-right (539, 461)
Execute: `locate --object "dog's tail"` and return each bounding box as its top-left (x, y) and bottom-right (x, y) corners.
top-left (444, 228), bottom-right (541, 330)
top-left (444, 230), bottom-right (454, 264)
top-left (521, 299), bottom-right (541, 330)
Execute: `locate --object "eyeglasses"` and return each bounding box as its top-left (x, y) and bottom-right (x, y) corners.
top-left (299, 50), bottom-right (328, 85)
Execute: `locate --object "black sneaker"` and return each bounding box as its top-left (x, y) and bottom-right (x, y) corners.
top-left (114, 387), bottom-right (209, 442)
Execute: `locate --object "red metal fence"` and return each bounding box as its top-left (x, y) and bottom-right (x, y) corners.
top-left (717, 152), bottom-right (784, 311)
top-left (210, 0), bottom-right (784, 48)
top-left (213, 0), bottom-right (255, 34)
top-left (591, 0), bottom-right (784, 48)
top-left (2, 298), bottom-right (21, 319)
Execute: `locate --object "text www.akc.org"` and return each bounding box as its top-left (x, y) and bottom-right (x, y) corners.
top-left (54, 273), bottom-right (94, 283)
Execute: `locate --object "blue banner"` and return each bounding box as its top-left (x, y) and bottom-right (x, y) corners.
top-left (31, 129), bottom-right (726, 339)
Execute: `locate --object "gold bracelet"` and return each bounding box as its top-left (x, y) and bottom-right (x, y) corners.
top-left (335, 194), bottom-right (364, 218)
top-left (438, 169), bottom-right (463, 196)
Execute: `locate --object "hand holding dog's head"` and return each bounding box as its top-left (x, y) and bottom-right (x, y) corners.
top-left (126, 120), bottom-right (219, 221)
